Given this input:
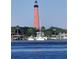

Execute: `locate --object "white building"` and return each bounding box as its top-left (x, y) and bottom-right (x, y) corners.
top-left (58, 32), bottom-right (67, 39)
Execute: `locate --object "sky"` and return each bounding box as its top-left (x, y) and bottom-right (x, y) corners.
top-left (11, 0), bottom-right (67, 29)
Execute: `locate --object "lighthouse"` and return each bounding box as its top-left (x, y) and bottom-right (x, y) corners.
top-left (34, 0), bottom-right (40, 30)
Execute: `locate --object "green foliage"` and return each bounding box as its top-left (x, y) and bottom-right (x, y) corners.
top-left (41, 26), bottom-right (46, 32)
top-left (26, 28), bottom-right (36, 37)
top-left (11, 26), bottom-right (67, 37)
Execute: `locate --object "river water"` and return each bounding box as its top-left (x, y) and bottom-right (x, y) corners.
top-left (11, 40), bottom-right (67, 59)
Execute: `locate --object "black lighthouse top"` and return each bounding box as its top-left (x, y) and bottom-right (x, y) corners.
top-left (35, 0), bottom-right (37, 3)
top-left (34, 0), bottom-right (38, 7)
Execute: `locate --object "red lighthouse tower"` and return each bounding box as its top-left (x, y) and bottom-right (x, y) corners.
top-left (34, 0), bottom-right (40, 30)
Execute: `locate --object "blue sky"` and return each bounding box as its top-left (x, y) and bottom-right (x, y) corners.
top-left (11, 0), bottom-right (67, 29)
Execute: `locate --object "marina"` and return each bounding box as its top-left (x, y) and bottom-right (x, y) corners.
top-left (11, 33), bottom-right (67, 41)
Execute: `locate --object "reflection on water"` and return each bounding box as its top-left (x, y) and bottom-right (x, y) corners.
top-left (11, 41), bottom-right (67, 59)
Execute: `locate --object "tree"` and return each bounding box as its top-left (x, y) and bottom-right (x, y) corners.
top-left (41, 26), bottom-right (46, 32)
top-left (26, 27), bottom-right (36, 37)
top-left (45, 30), bottom-right (52, 37)
top-left (11, 26), bottom-right (67, 37)
top-left (11, 27), bottom-right (16, 35)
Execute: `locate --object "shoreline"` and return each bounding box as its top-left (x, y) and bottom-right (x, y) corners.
top-left (11, 39), bottom-right (67, 44)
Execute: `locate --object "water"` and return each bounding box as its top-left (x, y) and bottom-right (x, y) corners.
top-left (11, 40), bottom-right (67, 59)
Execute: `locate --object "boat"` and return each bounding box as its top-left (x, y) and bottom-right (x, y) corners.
top-left (28, 36), bottom-right (35, 41)
top-left (35, 37), bottom-right (47, 41)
